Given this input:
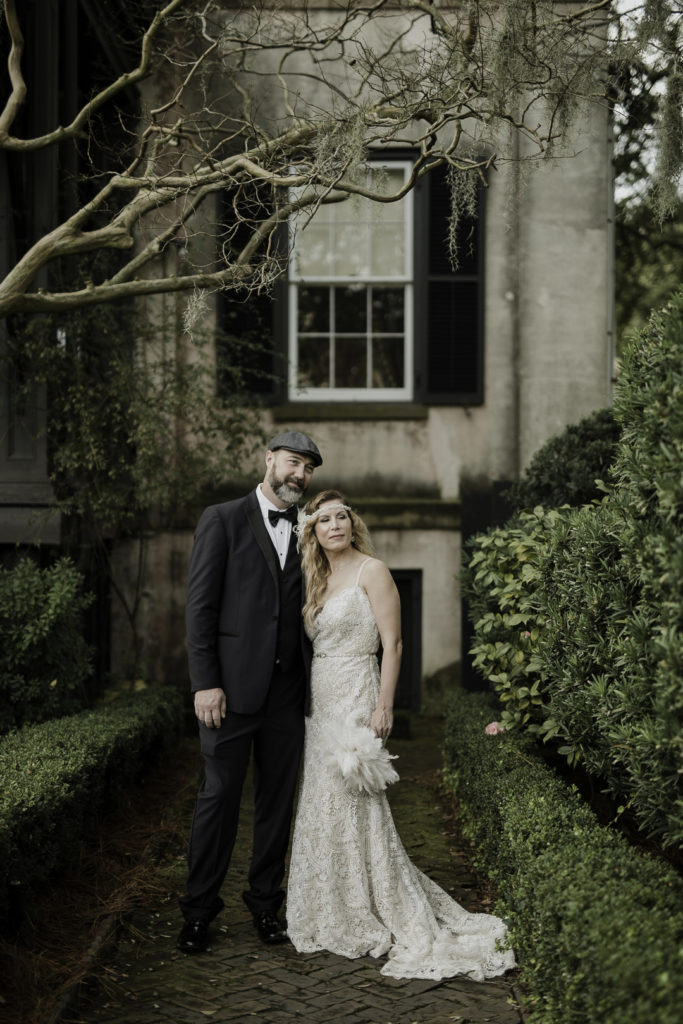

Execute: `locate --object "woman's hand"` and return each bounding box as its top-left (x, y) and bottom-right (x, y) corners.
top-left (371, 704), bottom-right (394, 741)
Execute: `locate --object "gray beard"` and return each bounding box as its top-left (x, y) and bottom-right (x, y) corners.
top-left (272, 483), bottom-right (301, 507)
top-left (269, 473), bottom-right (304, 505)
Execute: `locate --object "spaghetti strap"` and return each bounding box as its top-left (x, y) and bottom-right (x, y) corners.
top-left (355, 558), bottom-right (372, 587)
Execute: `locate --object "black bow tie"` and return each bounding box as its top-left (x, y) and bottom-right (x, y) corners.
top-left (268, 505), bottom-right (298, 526)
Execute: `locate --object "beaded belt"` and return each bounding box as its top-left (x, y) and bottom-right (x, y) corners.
top-left (313, 652), bottom-right (374, 658)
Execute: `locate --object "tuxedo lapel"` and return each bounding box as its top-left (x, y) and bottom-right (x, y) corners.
top-left (285, 529), bottom-right (300, 566)
top-left (245, 490), bottom-right (280, 588)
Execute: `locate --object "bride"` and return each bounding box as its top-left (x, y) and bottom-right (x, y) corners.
top-left (286, 490), bottom-right (515, 981)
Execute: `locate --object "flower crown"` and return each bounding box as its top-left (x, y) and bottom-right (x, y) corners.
top-left (293, 503), bottom-right (351, 538)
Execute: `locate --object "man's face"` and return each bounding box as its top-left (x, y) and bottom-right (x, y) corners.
top-left (265, 449), bottom-right (315, 505)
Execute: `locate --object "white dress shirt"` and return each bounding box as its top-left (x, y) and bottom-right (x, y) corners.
top-left (256, 484), bottom-right (295, 570)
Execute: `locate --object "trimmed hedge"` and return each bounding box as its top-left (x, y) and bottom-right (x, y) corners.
top-left (0, 557), bottom-right (93, 734)
top-left (0, 688), bottom-right (183, 926)
top-left (505, 407), bottom-right (620, 512)
top-left (443, 687), bottom-right (683, 1024)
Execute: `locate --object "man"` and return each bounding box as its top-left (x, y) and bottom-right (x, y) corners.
top-left (177, 430), bottom-right (323, 954)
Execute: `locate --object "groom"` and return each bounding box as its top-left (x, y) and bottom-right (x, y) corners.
top-left (177, 430), bottom-right (323, 953)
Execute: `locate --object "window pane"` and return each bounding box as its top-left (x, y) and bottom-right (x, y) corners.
top-left (298, 336), bottom-right (330, 388)
top-left (372, 337), bottom-right (404, 388)
top-left (369, 169), bottom-right (408, 274)
top-left (294, 224), bottom-right (332, 277)
top-left (335, 336), bottom-right (367, 388)
top-left (333, 222), bottom-right (369, 277)
top-left (298, 286), bottom-right (329, 332)
top-left (372, 287), bottom-right (404, 332)
top-left (335, 285), bottom-right (367, 333)
top-left (371, 224), bottom-right (405, 275)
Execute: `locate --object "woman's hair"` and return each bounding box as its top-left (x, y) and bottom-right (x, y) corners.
top-left (299, 489), bottom-right (374, 627)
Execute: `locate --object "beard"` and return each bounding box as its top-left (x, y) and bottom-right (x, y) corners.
top-left (267, 467), bottom-right (306, 505)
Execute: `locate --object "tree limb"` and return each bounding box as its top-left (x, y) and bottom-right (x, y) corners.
top-left (0, 0), bottom-right (679, 315)
top-left (0, 0), bottom-right (26, 136)
top-left (0, 0), bottom-right (189, 150)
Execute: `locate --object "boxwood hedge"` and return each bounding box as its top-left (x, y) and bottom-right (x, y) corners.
top-left (504, 406), bottom-right (620, 513)
top-left (0, 556), bottom-right (94, 734)
top-left (0, 688), bottom-right (183, 927)
top-left (443, 687), bottom-right (683, 1024)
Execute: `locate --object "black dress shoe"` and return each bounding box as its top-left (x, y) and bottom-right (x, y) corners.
top-left (177, 918), bottom-right (209, 953)
top-left (253, 909), bottom-right (287, 944)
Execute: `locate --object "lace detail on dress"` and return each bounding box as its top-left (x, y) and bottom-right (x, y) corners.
top-left (287, 585), bottom-right (515, 981)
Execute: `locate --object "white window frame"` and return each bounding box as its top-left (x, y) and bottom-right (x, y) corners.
top-left (287, 160), bottom-right (414, 402)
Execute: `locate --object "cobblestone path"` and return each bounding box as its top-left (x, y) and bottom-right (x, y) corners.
top-left (64, 714), bottom-right (524, 1024)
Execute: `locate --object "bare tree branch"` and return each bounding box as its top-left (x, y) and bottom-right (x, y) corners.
top-left (0, 0), bottom-right (189, 150)
top-left (0, 0), bottom-right (680, 316)
top-left (0, 0), bottom-right (26, 136)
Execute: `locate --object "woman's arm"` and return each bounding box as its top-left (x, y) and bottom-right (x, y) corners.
top-left (362, 559), bottom-right (403, 740)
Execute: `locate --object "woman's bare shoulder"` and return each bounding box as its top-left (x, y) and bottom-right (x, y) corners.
top-left (359, 557), bottom-right (393, 587)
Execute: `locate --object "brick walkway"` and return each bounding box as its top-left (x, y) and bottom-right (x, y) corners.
top-left (64, 714), bottom-right (524, 1024)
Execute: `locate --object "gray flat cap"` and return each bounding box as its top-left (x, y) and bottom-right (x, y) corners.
top-left (267, 430), bottom-right (323, 467)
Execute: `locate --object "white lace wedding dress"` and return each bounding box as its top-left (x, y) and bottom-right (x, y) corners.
top-left (286, 561), bottom-right (515, 981)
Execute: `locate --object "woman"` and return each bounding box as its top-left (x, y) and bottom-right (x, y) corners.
top-left (286, 490), bottom-right (515, 981)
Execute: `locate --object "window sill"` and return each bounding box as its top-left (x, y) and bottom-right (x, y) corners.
top-left (272, 402), bottom-right (429, 421)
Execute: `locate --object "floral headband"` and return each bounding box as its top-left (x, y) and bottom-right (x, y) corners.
top-left (293, 503), bottom-right (351, 539)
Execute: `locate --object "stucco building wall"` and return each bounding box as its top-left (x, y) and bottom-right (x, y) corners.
top-left (110, 7), bottom-right (613, 694)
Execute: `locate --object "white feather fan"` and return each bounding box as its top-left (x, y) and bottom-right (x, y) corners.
top-left (320, 713), bottom-right (399, 793)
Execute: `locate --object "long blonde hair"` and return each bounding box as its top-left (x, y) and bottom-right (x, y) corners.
top-left (300, 490), bottom-right (374, 628)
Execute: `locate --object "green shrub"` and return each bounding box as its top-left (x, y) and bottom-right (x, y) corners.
top-left (505, 407), bottom-right (620, 512)
top-left (0, 688), bottom-right (183, 925)
top-left (612, 290), bottom-right (683, 524)
top-left (534, 498), bottom-right (682, 845)
top-left (443, 688), bottom-right (683, 1024)
top-left (462, 291), bottom-right (683, 849)
top-left (462, 507), bottom-right (558, 731)
top-left (534, 293), bottom-right (683, 847)
top-left (0, 557), bottom-right (94, 734)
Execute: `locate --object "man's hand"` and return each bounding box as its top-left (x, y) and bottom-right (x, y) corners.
top-left (194, 687), bottom-right (227, 728)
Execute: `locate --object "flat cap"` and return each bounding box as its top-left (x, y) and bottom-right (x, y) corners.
top-left (266, 430), bottom-right (323, 467)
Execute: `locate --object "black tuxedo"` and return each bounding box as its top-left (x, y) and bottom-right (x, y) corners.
top-left (185, 489), bottom-right (312, 715)
top-left (180, 489), bottom-right (311, 924)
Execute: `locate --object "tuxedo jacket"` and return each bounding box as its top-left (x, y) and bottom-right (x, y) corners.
top-left (185, 489), bottom-right (312, 715)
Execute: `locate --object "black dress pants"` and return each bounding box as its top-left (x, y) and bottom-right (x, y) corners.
top-left (179, 667), bottom-right (305, 923)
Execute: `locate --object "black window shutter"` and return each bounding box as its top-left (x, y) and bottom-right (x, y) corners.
top-left (416, 166), bottom-right (484, 405)
top-left (216, 285), bottom-right (285, 401)
top-left (215, 190), bottom-right (286, 403)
